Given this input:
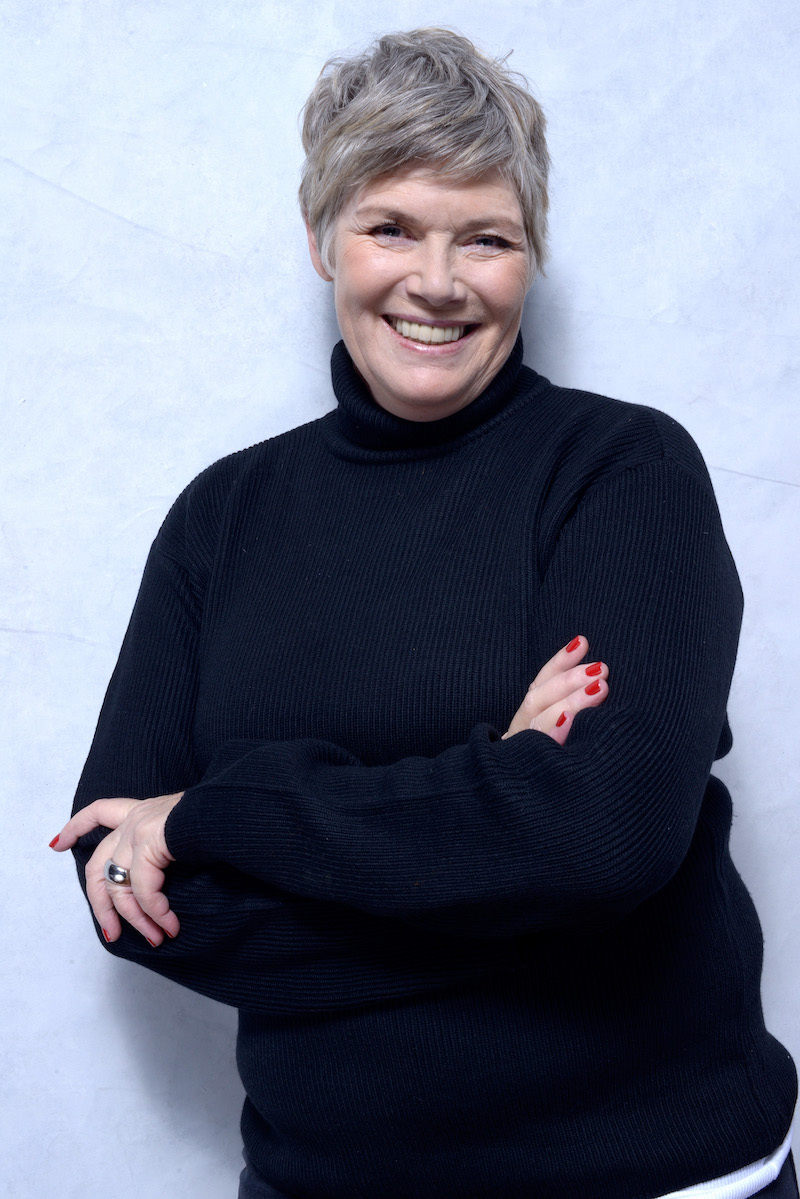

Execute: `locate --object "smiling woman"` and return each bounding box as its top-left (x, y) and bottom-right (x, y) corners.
top-left (306, 165), bottom-right (531, 419)
top-left (54, 26), bottom-right (796, 1199)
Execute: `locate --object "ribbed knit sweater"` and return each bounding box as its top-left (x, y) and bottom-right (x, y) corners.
top-left (72, 337), bottom-right (796, 1198)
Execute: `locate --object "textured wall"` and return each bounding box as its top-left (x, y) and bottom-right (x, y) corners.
top-left (2, 1), bottom-right (798, 1195)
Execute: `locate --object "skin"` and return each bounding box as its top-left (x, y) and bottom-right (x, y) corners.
top-left (307, 164), bottom-right (532, 422)
top-left (53, 167), bottom-right (610, 944)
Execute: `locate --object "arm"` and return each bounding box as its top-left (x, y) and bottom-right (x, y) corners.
top-left (59, 469), bottom-right (608, 1007)
top-left (157, 457), bottom-right (742, 937)
top-left (55, 637), bottom-right (609, 943)
top-left (59, 481), bottom-right (389, 1010)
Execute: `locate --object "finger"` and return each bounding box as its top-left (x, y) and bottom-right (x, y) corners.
top-left (505, 659), bottom-right (606, 737)
top-left (530, 676), bottom-right (610, 736)
top-left (571, 674), bottom-right (609, 712)
top-left (502, 638), bottom-right (594, 739)
top-left (85, 839), bottom-right (126, 942)
top-left (529, 635), bottom-right (588, 688)
top-left (106, 882), bottom-right (173, 946)
top-left (85, 841), bottom-right (178, 946)
top-left (504, 689), bottom-right (543, 738)
top-left (527, 658), bottom-right (609, 715)
top-left (89, 859), bottom-right (171, 946)
top-left (83, 836), bottom-right (155, 945)
top-left (50, 798), bottom-right (138, 850)
top-left (130, 856), bottom-right (180, 941)
top-left (546, 710), bottom-right (573, 746)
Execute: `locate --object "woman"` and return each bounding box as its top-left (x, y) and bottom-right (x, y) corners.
top-left (52, 29), bottom-right (796, 1199)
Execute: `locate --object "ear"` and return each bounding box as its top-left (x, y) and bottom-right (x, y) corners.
top-left (305, 221), bottom-right (333, 282)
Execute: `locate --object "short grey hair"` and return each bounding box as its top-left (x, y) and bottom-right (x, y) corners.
top-left (299, 28), bottom-right (550, 278)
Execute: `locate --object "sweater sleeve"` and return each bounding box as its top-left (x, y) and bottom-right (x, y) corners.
top-left (164, 456), bottom-right (743, 937)
top-left (72, 482), bottom-right (528, 1012)
top-left (68, 486), bottom-right (369, 1010)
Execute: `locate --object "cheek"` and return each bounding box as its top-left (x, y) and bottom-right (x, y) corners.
top-left (469, 258), bottom-right (529, 326)
top-left (493, 270), bottom-right (529, 327)
top-left (334, 266), bottom-right (388, 328)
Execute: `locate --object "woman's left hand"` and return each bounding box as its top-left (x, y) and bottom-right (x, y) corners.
top-left (50, 792), bottom-right (184, 946)
top-left (502, 636), bottom-right (609, 744)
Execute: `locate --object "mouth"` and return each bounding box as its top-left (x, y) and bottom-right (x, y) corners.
top-left (384, 316), bottom-right (476, 345)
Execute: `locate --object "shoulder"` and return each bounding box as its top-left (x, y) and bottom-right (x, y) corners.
top-left (514, 370), bottom-right (727, 572)
top-left (519, 367), bottom-right (714, 493)
top-left (153, 413), bottom-right (331, 571)
top-left (187, 413), bottom-right (330, 505)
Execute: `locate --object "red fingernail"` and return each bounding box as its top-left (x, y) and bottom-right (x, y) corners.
top-left (585, 680), bottom-right (601, 695)
top-left (566, 637), bottom-right (581, 653)
top-left (102, 929), bottom-right (111, 942)
top-left (146, 938), bottom-right (158, 948)
top-left (48, 835), bottom-right (60, 848)
top-left (166, 930), bottom-right (176, 939)
top-left (555, 712), bottom-right (568, 728)
top-left (585, 662), bottom-right (602, 677)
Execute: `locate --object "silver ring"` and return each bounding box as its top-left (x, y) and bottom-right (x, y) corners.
top-left (103, 859), bottom-right (131, 886)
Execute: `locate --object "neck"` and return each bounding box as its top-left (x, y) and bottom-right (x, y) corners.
top-left (331, 335), bottom-right (527, 453)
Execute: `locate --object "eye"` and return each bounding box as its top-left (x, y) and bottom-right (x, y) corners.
top-left (372, 223), bottom-right (406, 239)
top-left (471, 234), bottom-right (512, 250)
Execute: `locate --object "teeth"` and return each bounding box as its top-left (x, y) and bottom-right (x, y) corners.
top-left (391, 318), bottom-right (466, 344)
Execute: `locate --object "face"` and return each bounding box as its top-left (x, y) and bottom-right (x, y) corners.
top-left (307, 164), bottom-right (531, 422)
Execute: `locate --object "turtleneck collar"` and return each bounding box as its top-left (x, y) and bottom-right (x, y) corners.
top-left (330, 334), bottom-right (527, 453)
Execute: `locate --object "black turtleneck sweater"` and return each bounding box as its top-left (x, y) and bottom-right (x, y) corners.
top-left (72, 338), bottom-right (796, 1198)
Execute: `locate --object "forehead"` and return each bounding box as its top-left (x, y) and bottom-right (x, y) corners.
top-left (345, 163), bottom-right (524, 225)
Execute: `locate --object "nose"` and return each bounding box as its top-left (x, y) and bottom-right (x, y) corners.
top-left (406, 241), bottom-right (465, 307)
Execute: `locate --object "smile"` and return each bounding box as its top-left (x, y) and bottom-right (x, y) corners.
top-left (385, 316), bottom-right (474, 345)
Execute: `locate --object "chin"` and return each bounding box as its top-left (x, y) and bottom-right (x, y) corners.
top-left (378, 386), bottom-right (474, 421)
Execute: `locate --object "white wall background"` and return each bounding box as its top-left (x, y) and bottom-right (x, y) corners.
top-left (2, 1), bottom-right (798, 1195)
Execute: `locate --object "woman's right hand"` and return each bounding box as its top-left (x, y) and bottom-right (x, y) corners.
top-left (503, 636), bottom-right (609, 745)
